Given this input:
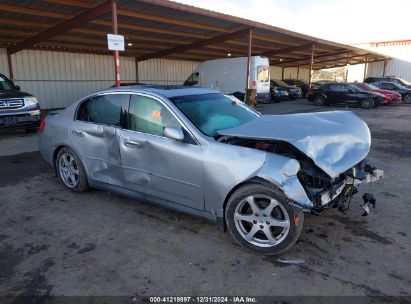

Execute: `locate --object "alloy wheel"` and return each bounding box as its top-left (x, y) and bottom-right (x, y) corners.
top-left (58, 152), bottom-right (80, 188)
top-left (234, 194), bottom-right (290, 247)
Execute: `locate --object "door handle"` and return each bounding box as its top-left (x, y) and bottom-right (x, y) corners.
top-left (72, 130), bottom-right (85, 137)
top-left (124, 140), bottom-right (143, 148)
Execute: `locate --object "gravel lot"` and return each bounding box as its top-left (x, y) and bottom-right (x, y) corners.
top-left (1, 100), bottom-right (410, 299)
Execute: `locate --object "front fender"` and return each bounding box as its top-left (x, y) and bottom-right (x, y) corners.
top-left (256, 153), bottom-right (312, 210)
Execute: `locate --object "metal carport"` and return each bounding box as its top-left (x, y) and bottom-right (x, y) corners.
top-left (0, 0), bottom-right (390, 102)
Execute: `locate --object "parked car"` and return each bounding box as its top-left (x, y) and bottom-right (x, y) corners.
top-left (269, 86), bottom-right (289, 103)
top-left (283, 79), bottom-right (309, 97)
top-left (308, 82), bottom-right (386, 109)
top-left (39, 86), bottom-right (383, 255)
top-left (0, 73), bottom-right (41, 133)
top-left (350, 82), bottom-right (402, 105)
top-left (370, 81), bottom-right (411, 104)
top-left (365, 76), bottom-right (411, 89)
top-left (270, 79), bottom-right (302, 99)
top-left (184, 56), bottom-right (271, 103)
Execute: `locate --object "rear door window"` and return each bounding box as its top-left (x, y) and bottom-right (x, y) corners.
top-left (257, 66), bottom-right (269, 82)
top-left (76, 94), bottom-right (129, 127)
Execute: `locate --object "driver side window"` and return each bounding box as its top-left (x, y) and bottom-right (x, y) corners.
top-left (128, 95), bottom-right (180, 137)
top-left (184, 72), bottom-right (199, 86)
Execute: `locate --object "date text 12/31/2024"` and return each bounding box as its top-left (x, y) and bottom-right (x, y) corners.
top-left (148, 296), bottom-right (258, 303)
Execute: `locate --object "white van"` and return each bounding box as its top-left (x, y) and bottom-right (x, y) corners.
top-left (183, 56), bottom-right (271, 103)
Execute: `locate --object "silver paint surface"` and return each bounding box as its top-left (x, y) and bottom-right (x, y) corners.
top-left (39, 87), bottom-right (373, 220)
top-left (218, 111), bottom-right (371, 178)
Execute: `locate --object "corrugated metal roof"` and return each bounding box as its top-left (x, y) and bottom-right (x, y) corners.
top-left (0, 0), bottom-right (390, 69)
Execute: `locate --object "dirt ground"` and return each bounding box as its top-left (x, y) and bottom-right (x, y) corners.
top-left (0, 100), bottom-right (410, 300)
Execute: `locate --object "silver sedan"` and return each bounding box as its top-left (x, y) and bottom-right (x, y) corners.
top-left (39, 86), bottom-right (383, 255)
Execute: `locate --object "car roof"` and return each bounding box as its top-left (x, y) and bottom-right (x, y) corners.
top-left (94, 85), bottom-right (219, 99)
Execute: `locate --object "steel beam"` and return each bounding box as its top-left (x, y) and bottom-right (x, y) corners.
top-left (136, 28), bottom-right (252, 62)
top-left (260, 43), bottom-right (313, 58)
top-left (7, 1), bottom-right (112, 55)
top-left (246, 29), bottom-right (252, 90)
top-left (363, 55), bottom-right (368, 81)
top-left (308, 44), bottom-right (315, 92)
top-left (111, 0), bottom-right (121, 87)
top-left (6, 51), bottom-right (13, 80)
top-left (278, 50), bottom-right (355, 66)
top-left (383, 59), bottom-right (388, 76)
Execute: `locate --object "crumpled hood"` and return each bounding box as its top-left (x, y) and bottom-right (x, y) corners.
top-left (218, 111), bottom-right (371, 178)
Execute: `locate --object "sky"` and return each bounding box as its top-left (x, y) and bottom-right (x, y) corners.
top-left (174, 0), bottom-right (411, 44)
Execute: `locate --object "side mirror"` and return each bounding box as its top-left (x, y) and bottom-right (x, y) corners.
top-left (164, 127), bottom-right (184, 141)
top-left (15, 85), bottom-right (21, 91)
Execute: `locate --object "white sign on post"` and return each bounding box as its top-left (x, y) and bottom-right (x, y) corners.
top-left (107, 34), bottom-right (125, 51)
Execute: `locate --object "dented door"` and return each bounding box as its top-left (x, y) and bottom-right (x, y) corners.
top-left (69, 93), bottom-right (130, 186)
top-left (118, 94), bottom-right (204, 210)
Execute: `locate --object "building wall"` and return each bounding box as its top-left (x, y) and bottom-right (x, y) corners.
top-left (270, 65), bottom-right (310, 81)
top-left (0, 48), bottom-right (199, 109)
top-left (367, 58), bottom-right (411, 81)
top-left (138, 58), bottom-right (199, 85)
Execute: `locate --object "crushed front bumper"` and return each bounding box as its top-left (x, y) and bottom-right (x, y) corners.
top-left (319, 168), bottom-right (384, 206)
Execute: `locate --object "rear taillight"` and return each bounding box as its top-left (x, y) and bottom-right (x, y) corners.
top-left (39, 117), bottom-right (46, 133)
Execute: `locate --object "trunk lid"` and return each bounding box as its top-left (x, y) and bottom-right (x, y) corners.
top-left (218, 111), bottom-right (370, 178)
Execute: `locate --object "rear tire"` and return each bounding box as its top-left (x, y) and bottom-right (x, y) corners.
top-left (56, 147), bottom-right (89, 192)
top-left (225, 184), bottom-right (304, 255)
top-left (314, 95), bottom-right (326, 106)
top-left (361, 98), bottom-right (374, 109)
top-left (404, 94), bottom-right (411, 104)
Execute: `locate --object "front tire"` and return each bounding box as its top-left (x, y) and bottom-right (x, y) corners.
top-left (56, 147), bottom-right (89, 192)
top-left (225, 184), bottom-right (304, 255)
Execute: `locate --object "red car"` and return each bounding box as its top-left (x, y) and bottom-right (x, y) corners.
top-left (351, 82), bottom-right (402, 104)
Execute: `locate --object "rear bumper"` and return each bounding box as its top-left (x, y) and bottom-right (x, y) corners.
top-left (0, 108), bottom-right (41, 129)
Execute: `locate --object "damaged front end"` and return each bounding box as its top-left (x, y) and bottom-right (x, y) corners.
top-left (217, 111), bottom-right (384, 216)
top-left (218, 136), bottom-right (383, 216)
top-left (297, 157), bottom-right (383, 215)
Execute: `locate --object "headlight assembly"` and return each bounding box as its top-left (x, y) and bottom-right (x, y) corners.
top-left (24, 97), bottom-right (38, 106)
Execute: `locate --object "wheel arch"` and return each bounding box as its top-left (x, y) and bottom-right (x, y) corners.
top-left (219, 177), bottom-right (282, 231)
top-left (52, 145), bottom-right (90, 179)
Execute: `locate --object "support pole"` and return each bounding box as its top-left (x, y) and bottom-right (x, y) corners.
top-left (135, 57), bottom-right (139, 82)
top-left (363, 55), bottom-right (368, 81)
top-left (245, 29), bottom-right (252, 90)
top-left (345, 51), bottom-right (350, 82)
top-left (308, 43), bottom-right (315, 92)
top-left (383, 59), bottom-right (388, 76)
top-left (296, 60), bottom-right (300, 79)
top-left (281, 67), bottom-right (285, 80)
top-left (6, 51), bottom-right (13, 80)
top-left (112, 0), bottom-right (120, 87)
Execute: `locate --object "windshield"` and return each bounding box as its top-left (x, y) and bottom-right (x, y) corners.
top-left (348, 84), bottom-right (363, 92)
top-left (366, 83), bottom-right (379, 90)
top-left (0, 75), bottom-right (16, 91)
top-left (272, 79), bottom-right (289, 87)
top-left (351, 83), bottom-right (368, 91)
top-left (170, 93), bottom-right (259, 137)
